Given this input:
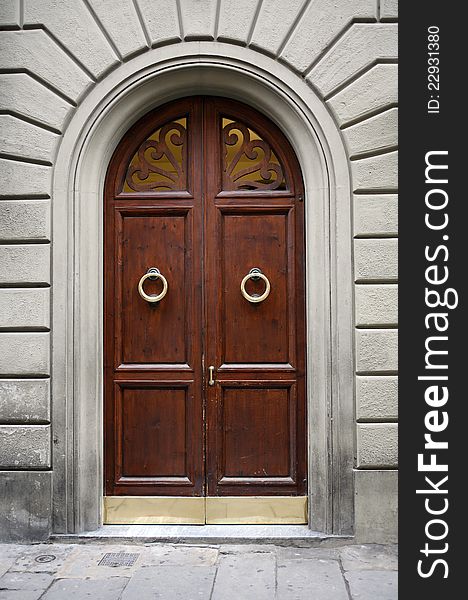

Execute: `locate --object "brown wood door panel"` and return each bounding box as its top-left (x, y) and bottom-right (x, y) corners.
top-left (120, 387), bottom-right (188, 478)
top-left (117, 209), bottom-right (193, 367)
top-left (216, 383), bottom-right (298, 492)
top-left (112, 381), bottom-right (200, 494)
top-left (220, 208), bottom-right (293, 366)
top-left (105, 96), bottom-right (306, 499)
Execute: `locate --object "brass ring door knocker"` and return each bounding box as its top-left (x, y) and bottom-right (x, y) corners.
top-left (138, 267), bottom-right (168, 303)
top-left (240, 268), bottom-right (271, 303)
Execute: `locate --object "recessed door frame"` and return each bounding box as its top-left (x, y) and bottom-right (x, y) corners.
top-left (52, 44), bottom-right (355, 536)
top-left (102, 96), bottom-right (308, 523)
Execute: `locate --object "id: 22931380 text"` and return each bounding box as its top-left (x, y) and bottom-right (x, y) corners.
top-left (427, 25), bottom-right (440, 114)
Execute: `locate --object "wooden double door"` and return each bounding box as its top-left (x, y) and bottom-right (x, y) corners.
top-left (104, 97), bottom-right (306, 522)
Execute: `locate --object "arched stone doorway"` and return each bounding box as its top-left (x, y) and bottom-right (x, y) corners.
top-left (52, 46), bottom-right (354, 535)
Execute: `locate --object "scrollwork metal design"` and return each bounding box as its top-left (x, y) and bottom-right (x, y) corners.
top-left (223, 120), bottom-right (285, 191)
top-left (125, 120), bottom-right (187, 192)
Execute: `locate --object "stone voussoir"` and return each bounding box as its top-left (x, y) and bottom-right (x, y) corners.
top-left (328, 63), bottom-right (398, 126)
top-left (0, 30), bottom-right (92, 102)
top-left (280, 0), bottom-right (376, 73)
top-left (137, 0), bottom-right (181, 46)
top-left (0, 0), bottom-right (20, 28)
top-left (0, 115), bottom-right (59, 164)
top-left (217, 0), bottom-right (260, 44)
top-left (308, 23), bottom-right (398, 96)
top-left (87, 0), bottom-right (148, 59)
top-left (23, 0), bottom-right (119, 79)
top-left (0, 73), bottom-right (71, 133)
top-left (181, 0), bottom-right (217, 40)
top-left (249, 0), bottom-right (304, 55)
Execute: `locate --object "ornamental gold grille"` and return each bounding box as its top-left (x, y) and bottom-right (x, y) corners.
top-left (222, 118), bottom-right (287, 191)
top-left (123, 117), bottom-right (187, 192)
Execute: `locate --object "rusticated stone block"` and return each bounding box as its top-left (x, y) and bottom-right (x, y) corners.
top-left (0, 0), bottom-right (19, 28)
top-left (0, 245), bottom-right (50, 285)
top-left (354, 239), bottom-right (398, 282)
top-left (0, 158), bottom-right (51, 198)
top-left (0, 288), bottom-right (50, 329)
top-left (357, 423), bottom-right (398, 468)
top-left (0, 471), bottom-right (51, 541)
top-left (355, 284), bottom-right (397, 326)
top-left (354, 195), bottom-right (398, 237)
top-left (352, 151), bottom-right (398, 192)
top-left (356, 376), bottom-right (398, 421)
top-left (355, 470), bottom-right (398, 543)
top-left (380, 0), bottom-right (398, 21)
top-left (0, 425), bottom-right (51, 468)
top-left (0, 333), bottom-right (50, 376)
top-left (343, 109), bottom-right (398, 158)
top-left (356, 329), bottom-right (398, 372)
top-left (0, 200), bottom-right (50, 241)
top-left (0, 379), bottom-right (50, 423)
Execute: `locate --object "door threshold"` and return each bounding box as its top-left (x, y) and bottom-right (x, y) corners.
top-left (51, 525), bottom-right (353, 547)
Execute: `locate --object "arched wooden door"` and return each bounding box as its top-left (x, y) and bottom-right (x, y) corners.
top-left (104, 97), bottom-right (307, 524)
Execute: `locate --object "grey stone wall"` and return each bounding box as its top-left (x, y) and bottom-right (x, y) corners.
top-left (0, 0), bottom-right (398, 542)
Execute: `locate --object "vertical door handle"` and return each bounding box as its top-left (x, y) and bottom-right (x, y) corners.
top-left (208, 366), bottom-right (216, 386)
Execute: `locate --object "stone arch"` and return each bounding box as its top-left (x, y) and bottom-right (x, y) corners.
top-left (51, 44), bottom-right (354, 535)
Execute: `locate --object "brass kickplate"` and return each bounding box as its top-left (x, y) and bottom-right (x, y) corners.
top-left (205, 496), bottom-right (307, 525)
top-left (103, 496), bottom-right (307, 525)
top-left (104, 496), bottom-right (205, 525)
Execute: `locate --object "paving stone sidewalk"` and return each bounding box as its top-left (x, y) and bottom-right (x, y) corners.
top-left (0, 542), bottom-right (397, 599)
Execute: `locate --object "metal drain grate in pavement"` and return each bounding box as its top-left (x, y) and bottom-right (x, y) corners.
top-left (35, 554), bottom-right (56, 563)
top-left (98, 552), bottom-right (139, 567)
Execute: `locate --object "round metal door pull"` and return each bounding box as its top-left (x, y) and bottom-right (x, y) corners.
top-left (138, 268), bottom-right (168, 303)
top-left (240, 268), bottom-right (271, 303)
